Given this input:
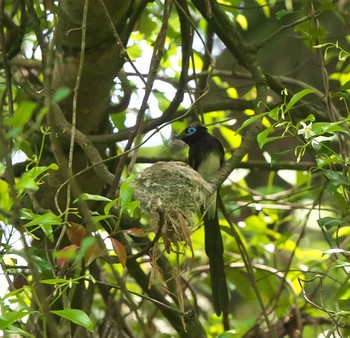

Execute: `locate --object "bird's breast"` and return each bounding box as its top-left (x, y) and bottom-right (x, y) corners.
top-left (196, 151), bottom-right (222, 181)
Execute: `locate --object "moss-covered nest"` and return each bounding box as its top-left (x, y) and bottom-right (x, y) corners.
top-left (134, 161), bottom-right (212, 252)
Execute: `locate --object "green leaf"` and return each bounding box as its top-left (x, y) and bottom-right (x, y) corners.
top-left (32, 255), bottom-right (53, 278)
top-left (103, 198), bottom-right (118, 216)
top-left (303, 114), bottom-right (316, 122)
top-left (24, 212), bottom-right (62, 228)
top-left (332, 91), bottom-right (350, 100)
top-left (268, 106), bottom-right (282, 121)
top-left (0, 179), bottom-right (12, 213)
top-left (270, 149), bottom-right (293, 164)
top-left (285, 88), bottom-right (314, 112)
top-left (17, 175), bottom-right (39, 192)
top-left (16, 164), bottom-right (59, 194)
top-left (111, 110), bottom-right (126, 130)
top-left (127, 44), bottom-right (142, 59)
top-left (119, 175), bottom-right (140, 216)
top-left (50, 309), bottom-right (94, 332)
top-left (5, 101), bottom-right (36, 135)
top-left (323, 170), bottom-right (350, 187)
top-left (0, 311), bottom-right (32, 330)
top-left (26, 164), bottom-right (59, 180)
top-left (91, 214), bottom-right (116, 223)
top-left (236, 111), bottom-right (268, 133)
top-left (41, 278), bottom-right (73, 285)
top-left (78, 193), bottom-right (111, 203)
top-left (317, 216), bottom-right (347, 229)
top-left (276, 10), bottom-right (295, 20)
top-left (3, 324), bottom-right (36, 338)
top-left (312, 121), bottom-right (349, 135)
top-left (41, 223), bottom-right (54, 243)
top-left (52, 87), bottom-right (72, 103)
top-left (337, 283), bottom-right (350, 300)
top-left (76, 237), bottom-right (96, 261)
top-left (125, 200), bottom-right (140, 217)
top-left (257, 127), bottom-right (280, 149)
top-left (339, 80), bottom-right (350, 91)
top-left (120, 174), bottom-right (138, 209)
top-left (245, 215), bottom-right (267, 232)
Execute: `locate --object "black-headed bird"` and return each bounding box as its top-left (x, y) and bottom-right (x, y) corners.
top-left (179, 125), bottom-right (229, 317)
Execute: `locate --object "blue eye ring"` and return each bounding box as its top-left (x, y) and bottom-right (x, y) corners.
top-left (187, 126), bottom-right (197, 135)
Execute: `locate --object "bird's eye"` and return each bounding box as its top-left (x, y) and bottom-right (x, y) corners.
top-left (187, 127), bottom-right (197, 135)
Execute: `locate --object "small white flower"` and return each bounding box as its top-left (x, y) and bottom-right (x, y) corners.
top-left (298, 122), bottom-right (315, 140)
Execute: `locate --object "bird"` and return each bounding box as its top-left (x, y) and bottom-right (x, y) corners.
top-left (179, 125), bottom-right (229, 317)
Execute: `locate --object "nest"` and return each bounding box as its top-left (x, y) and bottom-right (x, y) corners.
top-left (134, 161), bottom-right (212, 253)
top-left (133, 161), bottom-right (212, 325)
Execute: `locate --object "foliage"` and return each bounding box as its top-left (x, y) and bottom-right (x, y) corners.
top-left (1, 0), bottom-right (350, 337)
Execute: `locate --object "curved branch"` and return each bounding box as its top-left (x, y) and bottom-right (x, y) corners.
top-left (89, 98), bottom-right (254, 143)
top-left (50, 104), bottom-right (114, 185)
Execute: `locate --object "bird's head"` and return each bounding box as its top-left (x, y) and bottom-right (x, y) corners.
top-left (178, 125), bottom-right (208, 145)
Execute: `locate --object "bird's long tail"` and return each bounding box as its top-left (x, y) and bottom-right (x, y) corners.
top-left (203, 209), bottom-right (229, 317)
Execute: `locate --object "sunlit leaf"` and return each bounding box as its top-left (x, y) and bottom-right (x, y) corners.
top-left (125, 200), bottom-right (140, 217)
top-left (26, 163), bottom-right (59, 180)
top-left (50, 309), bottom-right (94, 332)
top-left (285, 88), bottom-right (314, 112)
top-left (24, 212), bottom-right (62, 228)
top-left (236, 14), bottom-right (248, 30)
top-left (77, 193), bottom-right (111, 202)
top-left (120, 174), bottom-right (137, 208)
top-left (16, 164), bottom-right (59, 193)
top-left (4, 101), bottom-right (36, 135)
top-left (337, 284), bottom-right (350, 300)
top-left (335, 226), bottom-right (350, 238)
top-left (2, 324), bottom-right (36, 338)
top-left (226, 87), bottom-right (238, 99)
top-left (127, 44), bottom-right (143, 59)
top-left (0, 179), bottom-right (11, 213)
top-left (104, 198), bottom-right (118, 216)
top-left (220, 126), bottom-right (241, 149)
top-left (0, 311), bottom-right (33, 330)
